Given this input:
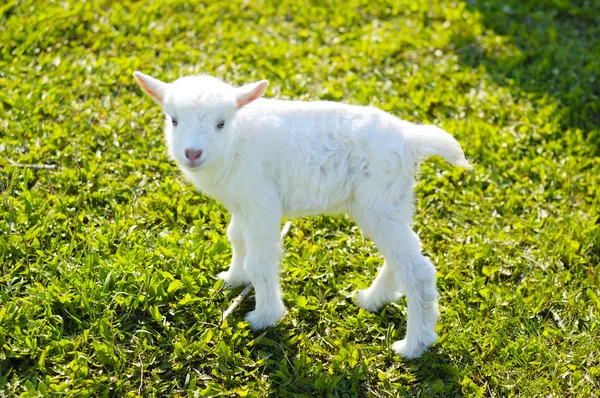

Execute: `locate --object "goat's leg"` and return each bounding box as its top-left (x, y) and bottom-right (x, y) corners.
top-left (217, 214), bottom-right (251, 288)
top-left (242, 212), bottom-right (286, 330)
top-left (352, 207), bottom-right (438, 359)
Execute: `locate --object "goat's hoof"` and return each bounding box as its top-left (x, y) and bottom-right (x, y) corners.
top-left (216, 271), bottom-right (250, 289)
top-left (354, 289), bottom-right (403, 313)
top-left (355, 289), bottom-right (382, 313)
top-left (392, 334), bottom-right (437, 359)
top-left (392, 339), bottom-right (425, 359)
top-left (245, 304), bottom-right (286, 330)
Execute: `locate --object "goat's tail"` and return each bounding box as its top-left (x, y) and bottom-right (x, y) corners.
top-left (403, 124), bottom-right (471, 168)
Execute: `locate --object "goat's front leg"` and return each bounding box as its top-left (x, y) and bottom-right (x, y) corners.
top-left (242, 213), bottom-right (286, 330)
top-left (217, 214), bottom-right (250, 288)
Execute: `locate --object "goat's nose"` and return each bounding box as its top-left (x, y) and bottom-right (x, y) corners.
top-left (185, 148), bottom-right (202, 161)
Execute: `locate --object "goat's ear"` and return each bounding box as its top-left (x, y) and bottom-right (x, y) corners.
top-left (133, 71), bottom-right (168, 105)
top-left (236, 80), bottom-right (269, 109)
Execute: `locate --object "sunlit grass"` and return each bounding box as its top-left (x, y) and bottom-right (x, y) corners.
top-left (1, 0), bottom-right (599, 396)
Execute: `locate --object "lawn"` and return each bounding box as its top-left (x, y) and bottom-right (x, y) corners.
top-left (1, 0), bottom-right (599, 396)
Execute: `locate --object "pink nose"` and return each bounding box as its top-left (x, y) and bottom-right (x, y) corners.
top-left (185, 148), bottom-right (202, 161)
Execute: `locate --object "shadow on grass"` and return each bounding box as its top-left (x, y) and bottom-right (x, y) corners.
top-left (230, 295), bottom-right (468, 397)
top-left (457, 0), bottom-right (599, 135)
top-left (254, 332), bottom-right (468, 397)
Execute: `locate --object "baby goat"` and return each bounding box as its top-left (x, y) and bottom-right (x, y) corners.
top-left (134, 72), bottom-right (470, 359)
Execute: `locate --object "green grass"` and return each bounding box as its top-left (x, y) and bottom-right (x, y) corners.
top-left (1, 0), bottom-right (599, 396)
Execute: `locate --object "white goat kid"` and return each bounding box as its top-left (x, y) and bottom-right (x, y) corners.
top-left (134, 71), bottom-right (470, 359)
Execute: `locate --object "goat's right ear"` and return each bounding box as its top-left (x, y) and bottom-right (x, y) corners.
top-left (133, 71), bottom-right (167, 105)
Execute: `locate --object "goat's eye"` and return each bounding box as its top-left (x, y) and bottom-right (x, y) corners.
top-left (171, 117), bottom-right (178, 127)
top-left (216, 120), bottom-right (225, 130)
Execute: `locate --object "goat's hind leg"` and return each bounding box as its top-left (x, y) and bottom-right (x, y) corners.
top-left (354, 210), bottom-right (439, 359)
top-left (390, 249), bottom-right (439, 359)
top-left (355, 260), bottom-right (403, 313)
top-left (352, 209), bottom-right (404, 312)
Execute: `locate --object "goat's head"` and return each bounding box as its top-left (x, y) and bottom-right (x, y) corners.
top-left (133, 72), bottom-right (268, 171)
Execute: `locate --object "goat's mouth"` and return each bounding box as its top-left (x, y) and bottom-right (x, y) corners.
top-left (184, 157), bottom-right (206, 171)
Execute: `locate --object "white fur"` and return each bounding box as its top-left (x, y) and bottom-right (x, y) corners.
top-left (134, 72), bottom-right (470, 359)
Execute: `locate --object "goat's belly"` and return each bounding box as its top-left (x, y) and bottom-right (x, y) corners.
top-left (283, 203), bottom-right (347, 219)
top-left (281, 185), bottom-right (351, 219)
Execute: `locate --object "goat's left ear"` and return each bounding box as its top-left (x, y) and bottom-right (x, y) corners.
top-left (236, 80), bottom-right (269, 109)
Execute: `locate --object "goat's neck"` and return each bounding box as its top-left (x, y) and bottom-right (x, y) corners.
top-left (184, 136), bottom-right (240, 208)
